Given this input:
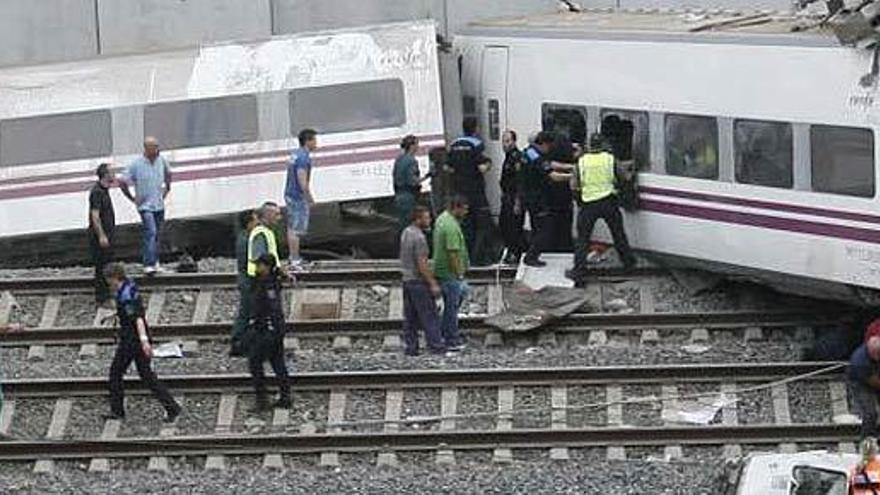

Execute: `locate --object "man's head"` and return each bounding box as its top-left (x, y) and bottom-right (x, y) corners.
top-left (239, 209), bottom-right (257, 232)
top-left (411, 205), bottom-right (432, 229)
top-left (534, 131), bottom-right (554, 154)
top-left (869, 336), bottom-right (880, 361)
top-left (257, 201), bottom-right (281, 227)
top-left (462, 117), bottom-right (478, 137)
top-left (103, 262), bottom-right (127, 292)
top-left (143, 136), bottom-right (160, 161)
top-left (447, 195), bottom-right (469, 220)
top-left (255, 253), bottom-right (277, 277)
top-left (96, 163), bottom-right (113, 187)
top-left (400, 135), bottom-right (419, 155)
top-left (298, 129), bottom-right (318, 152)
top-left (588, 132), bottom-right (606, 152)
top-left (502, 130), bottom-right (517, 152)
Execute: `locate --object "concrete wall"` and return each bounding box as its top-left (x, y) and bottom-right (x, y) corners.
top-left (97, 0), bottom-right (272, 56)
top-left (272, 0), bottom-right (445, 35)
top-left (0, 0), bottom-right (98, 67)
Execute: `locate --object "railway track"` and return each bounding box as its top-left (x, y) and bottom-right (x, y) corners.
top-left (0, 363), bottom-right (858, 464)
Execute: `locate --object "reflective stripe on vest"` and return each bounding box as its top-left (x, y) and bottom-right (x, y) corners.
top-left (246, 225), bottom-right (279, 277)
top-left (578, 152), bottom-right (616, 203)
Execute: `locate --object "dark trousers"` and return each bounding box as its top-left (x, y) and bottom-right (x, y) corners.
top-left (108, 340), bottom-right (179, 417)
top-left (524, 203), bottom-right (553, 263)
top-left (572, 195), bottom-right (635, 280)
top-left (549, 206), bottom-right (573, 252)
top-left (231, 277), bottom-right (253, 346)
top-left (89, 234), bottom-right (114, 303)
top-left (499, 194), bottom-right (525, 260)
top-left (850, 379), bottom-right (880, 438)
top-left (402, 280), bottom-right (445, 355)
top-left (247, 334), bottom-right (290, 405)
top-left (461, 204), bottom-right (493, 266)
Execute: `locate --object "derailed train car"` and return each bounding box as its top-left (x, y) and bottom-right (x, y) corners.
top-left (455, 8), bottom-right (880, 304)
top-left (0, 21), bottom-right (444, 260)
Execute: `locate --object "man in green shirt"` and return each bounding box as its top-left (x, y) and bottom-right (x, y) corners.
top-left (432, 195), bottom-right (471, 351)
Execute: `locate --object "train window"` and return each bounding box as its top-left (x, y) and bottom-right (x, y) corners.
top-left (601, 109), bottom-right (650, 171)
top-left (290, 79), bottom-right (406, 134)
top-left (488, 99), bottom-right (500, 141)
top-left (811, 125), bottom-right (875, 198)
top-left (665, 114), bottom-right (719, 180)
top-left (542, 104), bottom-right (587, 145)
top-left (734, 119), bottom-right (793, 189)
top-left (144, 94), bottom-right (258, 151)
top-left (0, 110), bottom-right (112, 167)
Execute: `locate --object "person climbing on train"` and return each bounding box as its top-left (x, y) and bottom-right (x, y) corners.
top-left (393, 135), bottom-right (423, 235)
top-left (245, 253), bottom-right (292, 411)
top-left (499, 130), bottom-right (526, 265)
top-left (568, 132), bottom-right (636, 286)
top-left (849, 336), bottom-right (880, 439)
top-left (104, 263), bottom-right (181, 422)
top-left (286, 128), bottom-right (318, 273)
top-left (447, 117), bottom-right (493, 266)
top-left (229, 209), bottom-right (258, 357)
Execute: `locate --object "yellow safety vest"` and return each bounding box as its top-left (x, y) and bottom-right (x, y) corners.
top-left (578, 152), bottom-right (616, 203)
top-left (246, 225), bottom-right (279, 277)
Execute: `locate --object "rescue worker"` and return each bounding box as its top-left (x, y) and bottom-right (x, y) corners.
top-left (246, 253), bottom-right (292, 411)
top-left (229, 209), bottom-right (258, 357)
top-left (547, 132), bottom-right (578, 252)
top-left (850, 336), bottom-right (880, 439)
top-left (447, 117), bottom-right (493, 266)
top-left (499, 130), bottom-right (526, 265)
top-left (231, 202), bottom-right (282, 356)
top-left (569, 133), bottom-right (637, 285)
top-left (393, 135), bottom-right (422, 234)
top-left (520, 131), bottom-right (573, 267)
top-left (104, 263), bottom-right (181, 422)
top-left (399, 205), bottom-right (445, 356)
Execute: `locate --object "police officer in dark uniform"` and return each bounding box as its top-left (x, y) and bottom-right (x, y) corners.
top-left (499, 129), bottom-right (526, 264)
top-left (447, 117), bottom-right (493, 266)
top-left (246, 253), bottom-right (292, 411)
top-left (547, 132), bottom-right (578, 252)
top-left (104, 263), bottom-right (181, 422)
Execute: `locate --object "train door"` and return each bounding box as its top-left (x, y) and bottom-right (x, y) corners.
top-left (481, 46), bottom-right (509, 215)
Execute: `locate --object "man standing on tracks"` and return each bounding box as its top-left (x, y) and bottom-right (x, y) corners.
top-left (286, 129), bottom-right (318, 273)
top-left (119, 136), bottom-right (172, 275)
top-left (246, 254), bottom-right (292, 411)
top-left (850, 336), bottom-right (880, 438)
top-left (568, 133), bottom-right (636, 286)
top-left (499, 130), bottom-right (525, 265)
top-left (104, 263), bottom-right (181, 422)
top-left (229, 209), bottom-right (258, 357)
top-left (432, 195), bottom-right (470, 352)
top-left (447, 117), bottom-right (493, 266)
top-left (521, 131), bottom-right (572, 267)
top-left (400, 205), bottom-right (446, 356)
top-left (88, 163), bottom-right (116, 307)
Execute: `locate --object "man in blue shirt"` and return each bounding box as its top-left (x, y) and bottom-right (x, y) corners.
top-left (520, 132), bottom-right (572, 267)
top-left (285, 129), bottom-right (318, 272)
top-left (119, 136), bottom-right (172, 275)
top-left (447, 117), bottom-right (493, 266)
top-left (849, 336), bottom-right (880, 438)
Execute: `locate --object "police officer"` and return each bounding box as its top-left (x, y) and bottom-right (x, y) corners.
top-left (246, 253), bottom-right (292, 411)
top-left (521, 131), bottom-right (572, 267)
top-left (104, 263), bottom-right (181, 422)
top-left (499, 130), bottom-right (525, 264)
top-left (447, 117), bottom-right (493, 266)
top-left (547, 132), bottom-right (578, 252)
top-left (230, 209), bottom-right (258, 356)
top-left (569, 133), bottom-right (636, 285)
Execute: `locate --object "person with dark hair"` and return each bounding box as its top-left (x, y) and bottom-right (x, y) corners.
top-left (520, 131), bottom-right (572, 267)
top-left (286, 129), bottom-right (318, 272)
top-left (88, 163), bottom-right (116, 307)
top-left (547, 132), bottom-right (578, 252)
top-left (399, 205), bottom-right (446, 356)
top-left (447, 118), bottom-right (493, 266)
top-left (499, 130), bottom-right (526, 264)
top-left (432, 195), bottom-right (470, 351)
top-left (246, 253), bottom-right (291, 411)
top-left (230, 209), bottom-right (258, 356)
top-left (568, 133), bottom-right (636, 286)
top-left (393, 134), bottom-right (422, 233)
top-left (103, 263), bottom-right (181, 422)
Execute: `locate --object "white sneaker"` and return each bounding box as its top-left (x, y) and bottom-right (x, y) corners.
top-left (144, 265), bottom-right (157, 275)
top-left (153, 264), bottom-right (168, 274)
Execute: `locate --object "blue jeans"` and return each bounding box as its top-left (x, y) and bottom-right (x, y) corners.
top-left (402, 280), bottom-right (445, 355)
top-left (140, 210), bottom-right (164, 267)
top-left (440, 279), bottom-right (470, 347)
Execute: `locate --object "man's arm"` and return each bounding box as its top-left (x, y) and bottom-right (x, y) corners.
top-left (163, 161), bottom-right (172, 199)
top-left (868, 375), bottom-right (880, 390)
top-left (417, 254), bottom-right (440, 294)
top-left (90, 209), bottom-right (109, 245)
top-left (448, 250), bottom-right (464, 278)
top-left (550, 161), bottom-right (575, 173)
top-left (297, 168), bottom-right (315, 206)
top-left (135, 317), bottom-right (152, 359)
top-left (549, 171), bottom-right (572, 182)
top-left (119, 181), bottom-right (136, 204)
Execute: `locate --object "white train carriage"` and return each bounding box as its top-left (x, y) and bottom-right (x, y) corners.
top-left (455, 10), bottom-right (880, 303)
top-left (0, 21), bottom-right (444, 241)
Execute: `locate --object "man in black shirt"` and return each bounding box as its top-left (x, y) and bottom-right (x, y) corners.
top-left (447, 117), bottom-right (493, 266)
top-left (88, 163), bottom-right (115, 306)
top-left (547, 133), bottom-right (577, 252)
top-left (104, 263), bottom-right (181, 422)
top-left (499, 130), bottom-right (525, 264)
top-left (230, 209), bottom-right (258, 356)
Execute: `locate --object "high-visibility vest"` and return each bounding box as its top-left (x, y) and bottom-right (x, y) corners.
top-left (246, 225), bottom-right (279, 277)
top-left (578, 151), bottom-right (616, 203)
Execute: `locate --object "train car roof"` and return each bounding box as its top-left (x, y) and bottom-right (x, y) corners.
top-left (459, 10), bottom-right (842, 48)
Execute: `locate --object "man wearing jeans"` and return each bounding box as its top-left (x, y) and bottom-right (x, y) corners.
top-left (285, 129), bottom-right (318, 272)
top-left (399, 206), bottom-right (445, 356)
top-left (120, 137), bottom-right (171, 275)
top-left (432, 195), bottom-right (470, 352)
top-left (849, 336), bottom-right (880, 439)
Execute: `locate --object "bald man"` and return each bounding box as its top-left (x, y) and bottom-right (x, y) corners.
top-left (850, 336), bottom-right (880, 438)
top-left (120, 137), bottom-right (172, 275)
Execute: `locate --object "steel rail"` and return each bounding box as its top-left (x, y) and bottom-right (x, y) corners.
top-left (0, 424), bottom-right (858, 461)
top-left (0, 309), bottom-right (843, 346)
top-left (2, 362), bottom-right (845, 397)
